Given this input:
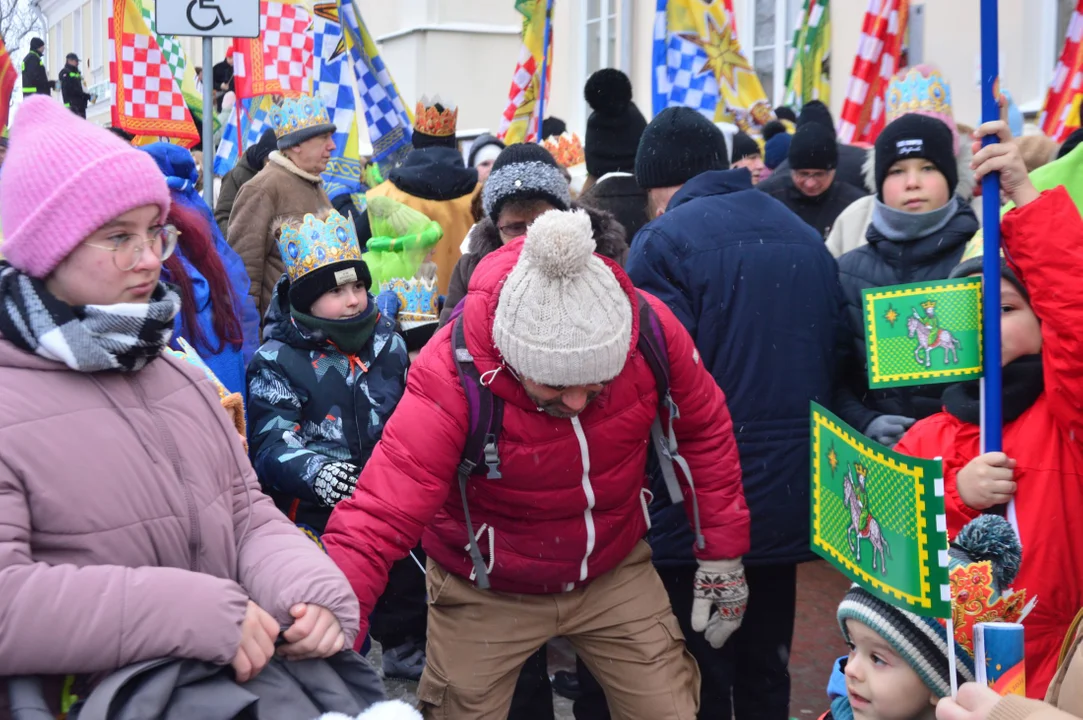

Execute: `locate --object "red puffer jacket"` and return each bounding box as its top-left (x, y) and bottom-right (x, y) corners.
top-left (895, 187), bottom-right (1083, 699)
top-left (323, 239), bottom-right (749, 634)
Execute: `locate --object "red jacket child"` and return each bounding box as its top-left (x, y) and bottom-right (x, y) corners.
top-left (896, 136), bottom-right (1083, 697)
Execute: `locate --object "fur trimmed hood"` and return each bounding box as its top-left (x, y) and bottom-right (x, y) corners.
top-left (466, 201), bottom-right (628, 264)
top-left (862, 141), bottom-right (975, 201)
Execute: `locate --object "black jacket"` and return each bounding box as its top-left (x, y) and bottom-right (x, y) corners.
top-left (627, 169), bottom-right (848, 566)
top-left (58, 65), bottom-right (92, 117)
top-left (834, 200), bottom-right (979, 432)
top-left (761, 173), bottom-right (868, 238)
top-left (20, 50), bottom-right (52, 96)
top-left (579, 173), bottom-right (650, 240)
top-left (758, 142), bottom-right (870, 193)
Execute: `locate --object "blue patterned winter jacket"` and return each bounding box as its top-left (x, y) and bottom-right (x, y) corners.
top-left (246, 275), bottom-right (409, 532)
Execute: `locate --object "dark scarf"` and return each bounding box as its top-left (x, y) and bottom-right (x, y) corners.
top-left (0, 263), bottom-right (179, 372)
top-left (290, 299), bottom-right (380, 356)
top-left (942, 355), bottom-right (1044, 424)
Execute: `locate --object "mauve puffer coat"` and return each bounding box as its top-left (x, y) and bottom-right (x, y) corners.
top-left (0, 336), bottom-right (360, 678)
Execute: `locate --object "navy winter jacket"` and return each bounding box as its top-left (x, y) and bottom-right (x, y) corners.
top-left (627, 169), bottom-right (847, 566)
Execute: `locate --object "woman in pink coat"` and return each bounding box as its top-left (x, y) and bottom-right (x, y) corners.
top-left (0, 98), bottom-right (359, 709)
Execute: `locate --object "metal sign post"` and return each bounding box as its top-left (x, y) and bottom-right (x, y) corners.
top-left (156, 0), bottom-right (259, 209)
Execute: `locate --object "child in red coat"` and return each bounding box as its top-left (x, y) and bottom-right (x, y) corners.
top-left (895, 119), bottom-right (1083, 699)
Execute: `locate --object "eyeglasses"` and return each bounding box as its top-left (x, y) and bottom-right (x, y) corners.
top-left (84, 225), bottom-right (179, 271)
top-left (793, 169), bottom-right (832, 182)
top-left (497, 222), bottom-right (529, 240)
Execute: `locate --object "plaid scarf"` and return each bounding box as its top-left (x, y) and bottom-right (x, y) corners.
top-left (0, 263), bottom-right (180, 372)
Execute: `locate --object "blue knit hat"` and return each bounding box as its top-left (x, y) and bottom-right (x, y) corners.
top-left (764, 132), bottom-right (791, 170)
top-left (837, 515), bottom-right (1030, 698)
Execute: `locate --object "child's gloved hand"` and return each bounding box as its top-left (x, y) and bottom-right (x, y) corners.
top-left (971, 121), bottom-right (1040, 208)
top-left (864, 414), bottom-right (916, 447)
top-left (313, 461), bottom-right (360, 507)
top-left (376, 290), bottom-right (401, 321)
top-left (934, 682), bottom-right (1002, 719)
top-left (957, 452), bottom-right (1017, 510)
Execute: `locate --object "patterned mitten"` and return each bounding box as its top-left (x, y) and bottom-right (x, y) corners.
top-left (690, 558), bottom-right (748, 649)
top-left (313, 462), bottom-right (360, 507)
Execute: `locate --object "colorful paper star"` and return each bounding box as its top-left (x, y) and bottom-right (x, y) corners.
top-left (884, 304), bottom-right (900, 327)
top-left (680, 14), bottom-right (752, 90)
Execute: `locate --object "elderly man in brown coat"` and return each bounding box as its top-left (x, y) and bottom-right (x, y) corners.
top-left (228, 95), bottom-right (336, 322)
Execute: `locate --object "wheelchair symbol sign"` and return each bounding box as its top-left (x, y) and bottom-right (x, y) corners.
top-left (156, 0), bottom-right (259, 38)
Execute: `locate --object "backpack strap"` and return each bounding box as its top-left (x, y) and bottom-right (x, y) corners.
top-left (451, 316), bottom-right (500, 589)
top-left (634, 292), bottom-right (705, 551)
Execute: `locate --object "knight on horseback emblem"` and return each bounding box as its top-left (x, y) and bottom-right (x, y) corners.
top-left (843, 462), bottom-right (891, 575)
top-left (907, 299), bottom-right (962, 368)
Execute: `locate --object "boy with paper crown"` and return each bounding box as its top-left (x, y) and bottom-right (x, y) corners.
top-left (893, 119), bottom-right (1083, 698)
top-left (822, 515), bottom-right (1030, 720)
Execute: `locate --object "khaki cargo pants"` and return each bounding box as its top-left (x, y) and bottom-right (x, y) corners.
top-left (416, 541), bottom-right (701, 719)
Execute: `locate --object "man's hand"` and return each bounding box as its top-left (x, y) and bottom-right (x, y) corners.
top-left (691, 558), bottom-right (747, 649)
top-left (864, 414), bottom-right (916, 447)
top-left (231, 601), bottom-right (280, 683)
top-left (278, 604), bottom-right (346, 660)
top-left (957, 452), bottom-right (1017, 510)
top-left (935, 682), bottom-right (1002, 719)
top-left (972, 121), bottom-right (1040, 208)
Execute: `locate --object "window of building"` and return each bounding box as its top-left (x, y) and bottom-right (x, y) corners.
top-left (91, 0), bottom-right (103, 72)
top-left (72, 7), bottom-right (83, 63)
top-left (750, 0), bottom-right (803, 105)
top-left (585, 0), bottom-right (617, 76)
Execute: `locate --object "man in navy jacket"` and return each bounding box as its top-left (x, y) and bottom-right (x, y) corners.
top-left (625, 107), bottom-right (847, 720)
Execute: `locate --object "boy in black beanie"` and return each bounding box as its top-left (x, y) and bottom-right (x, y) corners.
top-left (761, 122), bottom-right (866, 238)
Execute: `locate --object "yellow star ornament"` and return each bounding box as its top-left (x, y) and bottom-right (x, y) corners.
top-left (680, 14), bottom-right (753, 90)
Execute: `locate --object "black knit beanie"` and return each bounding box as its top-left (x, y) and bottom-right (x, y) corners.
top-left (875, 113), bottom-right (958, 198)
top-left (798, 100), bottom-right (837, 137)
top-left (635, 107), bottom-right (729, 189)
top-left (762, 120), bottom-right (788, 142)
top-left (774, 105), bottom-right (798, 124)
top-left (788, 122), bottom-right (838, 170)
top-left (289, 259), bottom-right (373, 314)
top-left (584, 69), bottom-right (648, 178)
top-left (541, 117), bottom-right (567, 140)
top-left (731, 132), bottom-right (761, 164)
top-left (481, 143), bottom-right (572, 223)
top-left (30, 37), bottom-right (44, 51)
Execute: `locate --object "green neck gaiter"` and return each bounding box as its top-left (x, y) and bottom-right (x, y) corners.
top-left (291, 299), bottom-right (379, 356)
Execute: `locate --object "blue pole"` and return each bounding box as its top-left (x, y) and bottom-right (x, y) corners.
top-left (535, 0), bottom-right (554, 143)
top-left (980, 0), bottom-right (1002, 453)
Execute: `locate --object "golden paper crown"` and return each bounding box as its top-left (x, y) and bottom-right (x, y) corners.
top-left (542, 132), bottom-right (585, 168)
top-left (277, 211), bottom-right (363, 283)
top-left (853, 463), bottom-right (868, 477)
top-left (921, 300), bottom-right (937, 310)
top-left (414, 95), bottom-right (458, 138)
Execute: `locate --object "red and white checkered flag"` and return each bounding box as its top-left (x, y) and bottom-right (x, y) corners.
top-left (1040, 0), bottom-right (1083, 142)
top-left (234, 1), bottom-right (313, 100)
top-left (108, 0), bottom-right (198, 145)
top-left (837, 0), bottom-right (909, 145)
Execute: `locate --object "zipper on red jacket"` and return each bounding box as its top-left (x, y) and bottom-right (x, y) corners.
top-left (128, 375), bottom-right (201, 572)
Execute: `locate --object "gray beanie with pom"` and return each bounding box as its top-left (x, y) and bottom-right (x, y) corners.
top-left (492, 209), bottom-right (633, 386)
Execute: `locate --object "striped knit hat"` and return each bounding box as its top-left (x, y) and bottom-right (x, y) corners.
top-left (837, 515), bottom-right (1028, 698)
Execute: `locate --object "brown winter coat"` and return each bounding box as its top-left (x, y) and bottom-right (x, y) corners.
top-left (0, 336), bottom-right (359, 686)
top-left (436, 203), bottom-right (628, 327)
top-left (227, 152), bottom-right (331, 321)
top-left (988, 611), bottom-right (1083, 719)
top-left (215, 154), bottom-right (260, 234)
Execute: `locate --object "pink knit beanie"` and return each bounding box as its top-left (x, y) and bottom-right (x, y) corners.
top-left (1, 97), bottom-right (171, 278)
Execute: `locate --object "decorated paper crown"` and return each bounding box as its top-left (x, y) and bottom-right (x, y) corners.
top-left (886, 66), bottom-right (958, 152)
top-left (385, 271), bottom-right (440, 326)
top-left (542, 132), bottom-right (586, 168)
top-left (921, 300), bottom-right (937, 310)
top-left (277, 211), bottom-right (363, 283)
top-left (270, 95), bottom-right (334, 141)
top-left (414, 95), bottom-right (458, 138)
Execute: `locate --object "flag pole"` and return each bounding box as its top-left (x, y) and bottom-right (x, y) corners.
top-left (534, 0), bottom-right (554, 143)
top-left (980, 0), bottom-right (1003, 459)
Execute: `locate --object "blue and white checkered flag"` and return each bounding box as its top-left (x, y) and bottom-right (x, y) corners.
top-left (338, 0), bottom-right (413, 165)
top-left (652, 0), bottom-right (720, 121)
top-left (213, 97), bottom-right (272, 177)
top-left (315, 3), bottom-right (363, 198)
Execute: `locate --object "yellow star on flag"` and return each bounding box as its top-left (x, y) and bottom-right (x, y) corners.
top-left (884, 305), bottom-right (900, 328)
top-left (828, 444), bottom-right (839, 475)
top-left (313, 2), bottom-right (347, 62)
top-left (680, 14), bottom-right (752, 90)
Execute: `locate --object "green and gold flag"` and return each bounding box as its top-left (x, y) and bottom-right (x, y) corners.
top-left (811, 402), bottom-right (951, 618)
top-left (863, 277), bottom-right (983, 389)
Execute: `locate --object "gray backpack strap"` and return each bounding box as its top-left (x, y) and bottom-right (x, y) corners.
top-left (6, 677), bottom-right (55, 720)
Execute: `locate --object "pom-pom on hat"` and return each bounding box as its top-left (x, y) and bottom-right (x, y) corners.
top-left (584, 68), bottom-right (648, 177)
top-left (837, 515), bottom-right (1031, 699)
top-left (1, 96), bottom-right (171, 278)
top-left (492, 209), bottom-right (633, 387)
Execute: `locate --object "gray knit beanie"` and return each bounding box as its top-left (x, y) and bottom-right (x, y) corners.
top-left (492, 209), bottom-right (632, 386)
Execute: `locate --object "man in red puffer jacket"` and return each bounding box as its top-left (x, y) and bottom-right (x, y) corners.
top-left (323, 208), bottom-right (750, 719)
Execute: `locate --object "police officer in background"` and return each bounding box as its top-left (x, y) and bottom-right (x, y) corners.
top-left (59, 53), bottom-right (93, 118)
top-left (21, 38), bottom-right (54, 98)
